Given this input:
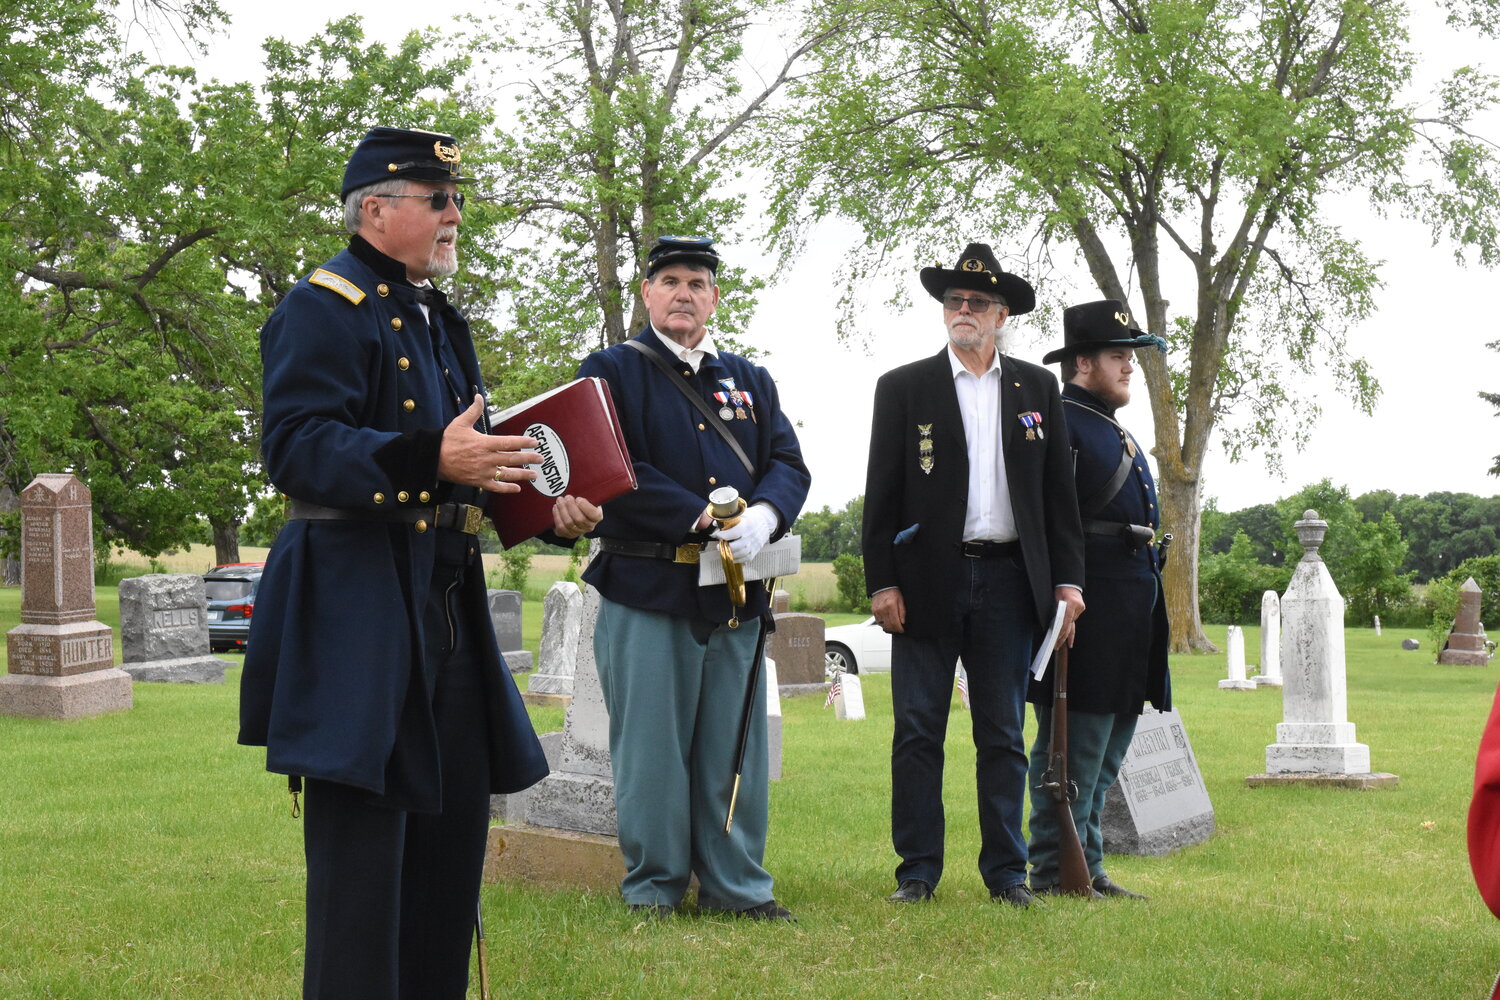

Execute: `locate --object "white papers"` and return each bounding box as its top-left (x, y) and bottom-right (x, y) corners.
top-left (1029, 600), bottom-right (1069, 680)
top-left (698, 534), bottom-right (802, 587)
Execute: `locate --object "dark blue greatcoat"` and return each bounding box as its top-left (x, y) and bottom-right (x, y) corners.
top-left (238, 238), bottom-right (546, 809)
top-left (576, 329), bottom-right (810, 620)
top-left (1028, 383), bottom-right (1170, 714)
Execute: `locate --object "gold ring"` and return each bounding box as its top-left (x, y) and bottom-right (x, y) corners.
top-left (492, 469), bottom-right (504, 483)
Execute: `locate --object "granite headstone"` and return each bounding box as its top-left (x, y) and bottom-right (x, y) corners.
top-left (1437, 578), bottom-right (1489, 666)
top-left (118, 574), bottom-right (228, 683)
top-left (1101, 708), bottom-right (1215, 855)
top-left (487, 589), bottom-right (532, 674)
top-left (768, 613), bottom-right (824, 685)
top-left (530, 582), bottom-right (582, 696)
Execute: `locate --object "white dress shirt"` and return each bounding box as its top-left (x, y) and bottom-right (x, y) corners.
top-left (948, 344), bottom-right (1019, 543)
top-left (653, 326), bottom-right (719, 372)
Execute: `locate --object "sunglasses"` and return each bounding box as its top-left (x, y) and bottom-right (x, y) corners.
top-left (373, 190), bottom-right (466, 212)
top-left (942, 293), bottom-right (1000, 314)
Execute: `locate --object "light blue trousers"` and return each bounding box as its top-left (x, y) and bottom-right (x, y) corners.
top-left (593, 596), bottom-right (773, 909)
top-left (1025, 706), bottom-right (1138, 887)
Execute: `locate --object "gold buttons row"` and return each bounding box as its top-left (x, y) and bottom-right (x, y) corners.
top-left (373, 491), bottom-right (432, 504)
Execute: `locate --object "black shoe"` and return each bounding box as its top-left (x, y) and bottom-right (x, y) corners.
top-left (990, 884), bottom-right (1035, 908)
top-left (627, 902), bottom-right (675, 918)
top-left (887, 879), bottom-right (935, 903)
top-left (1092, 874), bottom-right (1147, 900)
top-left (1032, 883), bottom-right (1105, 900)
top-left (734, 899), bottom-right (796, 922)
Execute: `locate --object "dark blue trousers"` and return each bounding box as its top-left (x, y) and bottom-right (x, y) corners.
top-left (890, 554), bottom-right (1037, 893)
top-left (301, 562), bottom-right (492, 1000)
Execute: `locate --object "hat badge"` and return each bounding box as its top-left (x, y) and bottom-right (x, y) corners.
top-left (960, 258), bottom-right (989, 273)
top-left (433, 139), bottom-right (461, 170)
top-left (1115, 310), bottom-right (1131, 326)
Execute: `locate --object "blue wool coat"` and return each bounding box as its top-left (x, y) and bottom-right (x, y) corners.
top-left (577, 329), bottom-right (810, 621)
top-left (238, 240), bottom-right (547, 808)
top-left (1028, 382), bottom-right (1170, 714)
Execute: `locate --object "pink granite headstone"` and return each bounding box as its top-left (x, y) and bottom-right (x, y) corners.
top-left (0, 475), bottom-right (132, 718)
top-left (1437, 578), bottom-right (1490, 666)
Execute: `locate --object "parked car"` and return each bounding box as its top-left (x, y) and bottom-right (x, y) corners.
top-left (823, 616), bottom-right (892, 676)
top-left (203, 562), bottom-right (265, 653)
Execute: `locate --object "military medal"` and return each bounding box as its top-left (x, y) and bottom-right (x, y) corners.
top-left (917, 423), bottom-right (934, 475)
top-left (712, 391), bottom-right (734, 421)
top-left (1018, 411), bottom-right (1044, 440)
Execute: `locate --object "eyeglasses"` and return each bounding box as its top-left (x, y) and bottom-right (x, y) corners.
top-left (373, 190), bottom-right (466, 212)
top-left (943, 293), bottom-right (1000, 314)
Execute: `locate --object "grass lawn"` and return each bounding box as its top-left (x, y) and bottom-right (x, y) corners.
top-left (1, 582), bottom-right (1497, 998)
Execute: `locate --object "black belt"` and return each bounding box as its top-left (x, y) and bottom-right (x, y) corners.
top-left (287, 498), bottom-right (485, 535)
top-left (1082, 518), bottom-right (1156, 550)
top-left (959, 539), bottom-right (1021, 559)
top-left (596, 537), bottom-right (706, 564)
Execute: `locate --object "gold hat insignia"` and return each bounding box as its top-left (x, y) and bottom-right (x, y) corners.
top-left (433, 140), bottom-right (461, 165)
top-left (960, 258), bottom-right (988, 273)
top-left (1115, 310), bottom-right (1131, 326)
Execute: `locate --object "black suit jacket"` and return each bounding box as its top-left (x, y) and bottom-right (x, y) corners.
top-left (862, 346), bottom-right (1084, 639)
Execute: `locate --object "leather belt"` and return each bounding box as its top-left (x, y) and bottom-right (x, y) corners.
top-left (959, 539), bottom-right (1021, 559)
top-left (596, 537), bottom-right (705, 564)
top-left (287, 498), bottom-right (485, 535)
top-left (1082, 518), bottom-right (1156, 550)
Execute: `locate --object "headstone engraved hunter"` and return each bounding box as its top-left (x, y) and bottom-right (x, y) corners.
top-left (118, 574), bottom-right (228, 683)
top-left (1247, 510), bottom-right (1397, 788)
top-left (528, 581), bottom-right (582, 699)
top-left (1255, 590), bottom-right (1283, 687)
top-left (1218, 624), bottom-right (1254, 690)
top-left (1437, 578), bottom-right (1490, 666)
top-left (1101, 708), bottom-right (1215, 855)
top-left (768, 612), bottom-right (823, 686)
top-left (0, 475), bottom-right (132, 719)
top-left (487, 589), bottom-right (532, 674)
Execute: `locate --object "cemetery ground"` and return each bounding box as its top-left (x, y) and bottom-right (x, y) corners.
top-left (1, 586), bottom-right (1496, 999)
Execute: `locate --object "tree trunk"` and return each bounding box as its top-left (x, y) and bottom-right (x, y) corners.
top-left (211, 518), bottom-right (240, 566)
top-left (1156, 465), bottom-right (1217, 653)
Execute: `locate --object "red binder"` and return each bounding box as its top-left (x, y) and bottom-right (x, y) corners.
top-left (485, 377), bottom-right (637, 549)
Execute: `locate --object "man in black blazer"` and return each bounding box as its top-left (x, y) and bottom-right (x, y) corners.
top-left (862, 243), bottom-right (1085, 907)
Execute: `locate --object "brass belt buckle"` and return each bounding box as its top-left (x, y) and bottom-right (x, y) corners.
top-left (673, 544), bottom-right (701, 564)
top-left (462, 504), bottom-right (484, 535)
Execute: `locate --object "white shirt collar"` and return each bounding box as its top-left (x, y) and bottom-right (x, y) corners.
top-left (946, 342), bottom-right (1002, 379)
top-left (653, 326), bottom-right (720, 371)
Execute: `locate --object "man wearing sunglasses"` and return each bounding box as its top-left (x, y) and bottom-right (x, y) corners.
top-left (241, 126), bottom-right (592, 999)
top-left (862, 243), bottom-right (1084, 909)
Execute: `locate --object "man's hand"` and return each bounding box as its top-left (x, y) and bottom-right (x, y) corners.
top-left (713, 503), bottom-right (777, 563)
top-left (872, 588), bottom-right (906, 635)
top-left (438, 395), bottom-right (543, 494)
top-left (1054, 585), bottom-right (1085, 649)
top-left (552, 495), bottom-right (603, 539)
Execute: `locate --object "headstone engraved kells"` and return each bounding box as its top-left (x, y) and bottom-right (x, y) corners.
top-left (767, 612), bottom-right (824, 685)
top-left (0, 475), bottom-right (132, 718)
top-left (1101, 708), bottom-right (1215, 855)
top-left (1437, 578), bottom-right (1489, 666)
top-left (118, 574), bottom-right (228, 683)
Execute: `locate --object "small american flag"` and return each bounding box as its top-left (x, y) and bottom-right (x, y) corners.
top-left (955, 664), bottom-right (970, 710)
top-left (824, 673), bottom-right (843, 708)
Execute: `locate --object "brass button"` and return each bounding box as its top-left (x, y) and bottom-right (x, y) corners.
top-left (387, 163), bottom-right (398, 173)
top-left (397, 491), bottom-right (410, 503)
top-left (373, 492), bottom-right (385, 504)
top-left (419, 491), bottom-right (431, 503)
top-left (397, 357), bottom-right (410, 371)
top-left (697, 423), bottom-right (706, 431)
top-left (377, 283), bottom-right (390, 297)
top-left (708, 477), bottom-right (717, 486)
top-left (415, 519), bottom-right (429, 533)
top-left (391, 317), bottom-right (403, 331)
top-left (403, 399), bottom-right (416, 412)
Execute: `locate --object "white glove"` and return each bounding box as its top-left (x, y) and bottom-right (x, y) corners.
top-left (713, 502), bottom-right (778, 564)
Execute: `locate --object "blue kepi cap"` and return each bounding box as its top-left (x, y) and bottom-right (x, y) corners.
top-left (340, 126), bottom-right (474, 202)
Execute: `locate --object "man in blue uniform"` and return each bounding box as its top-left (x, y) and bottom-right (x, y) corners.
top-left (863, 244), bottom-right (1085, 908)
top-left (1026, 299), bottom-right (1171, 899)
top-left (577, 236), bottom-right (810, 920)
top-left (239, 126), bottom-right (600, 1000)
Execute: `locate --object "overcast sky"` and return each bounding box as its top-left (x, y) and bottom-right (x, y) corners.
top-left (155, 1), bottom-right (1500, 514)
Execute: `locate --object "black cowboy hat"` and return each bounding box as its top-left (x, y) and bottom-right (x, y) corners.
top-left (646, 235), bottom-right (721, 277)
top-left (341, 126), bottom-right (475, 202)
top-left (918, 243), bottom-right (1036, 315)
top-left (1041, 299), bottom-right (1166, 365)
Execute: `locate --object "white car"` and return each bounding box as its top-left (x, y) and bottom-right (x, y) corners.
top-left (823, 616), bottom-right (891, 676)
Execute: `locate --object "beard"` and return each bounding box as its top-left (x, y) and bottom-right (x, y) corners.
top-left (427, 226), bottom-right (459, 277)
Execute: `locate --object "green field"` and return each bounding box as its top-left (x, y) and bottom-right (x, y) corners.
top-left (1, 580), bottom-right (1497, 998)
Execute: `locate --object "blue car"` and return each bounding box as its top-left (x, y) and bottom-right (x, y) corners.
top-left (203, 562), bottom-right (264, 653)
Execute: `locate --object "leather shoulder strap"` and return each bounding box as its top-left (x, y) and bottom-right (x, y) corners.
top-left (623, 337), bottom-right (755, 477)
top-left (1064, 397), bottom-right (1135, 517)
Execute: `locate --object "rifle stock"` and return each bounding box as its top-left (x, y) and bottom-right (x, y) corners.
top-left (1047, 644), bottom-right (1093, 895)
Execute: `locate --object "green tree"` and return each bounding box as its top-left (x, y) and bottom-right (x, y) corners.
top-left (1278, 480), bottom-right (1415, 626)
top-left (774, 0), bottom-right (1500, 651)
top-left (831, 551), bottom-right (866, 612)
top-left (792, 494), bottom-right (863, 561)
top-left (1198, 530), bottom-right (1291, 625)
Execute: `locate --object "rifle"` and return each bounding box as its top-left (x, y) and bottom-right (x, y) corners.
top-left (1036, 643), bottom-right (1093, 895)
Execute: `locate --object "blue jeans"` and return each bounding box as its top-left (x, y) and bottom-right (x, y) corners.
top-left (890, 554), bottom-right (1036, 893)
top-left (1025, 706), bottom-right (1137, 886)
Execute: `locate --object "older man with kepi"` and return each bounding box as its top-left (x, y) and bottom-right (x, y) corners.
top-left (240, 125), bottom-right (600, 1000)
top-left (863, 243), bottom-right (1085, 908)
top-left (575, 235), bottom-right (810, 920)
top-left (1026, 299), bottom-right (1170, 900)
